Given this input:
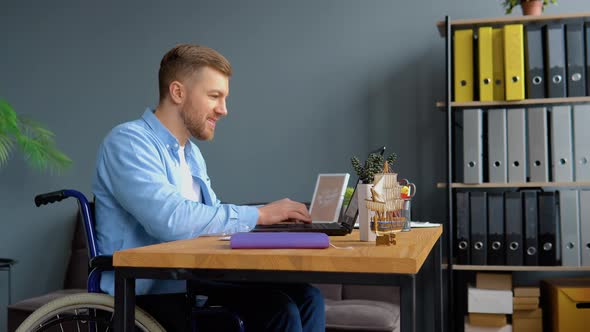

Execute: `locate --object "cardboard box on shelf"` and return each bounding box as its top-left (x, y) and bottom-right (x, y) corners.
top-left (542, 278), bottom-right (590, 332)
top-left (513, 297), bottom-right (539, 306)
top-left (513, 303), bottom-right (538, 311)
top-left (468, 286), bottom-right (513, 314)
top-left (464, 317), bottom-right (512, 332)
top-left (513, 287), bottom-right (540, 297)
top-left (512, 316), bottom-right (542, 332)
top-left (468, 313), bottom-right (507, 327)
top-left (513, 308), bottom-right (542, 319)
top-left (476, 273), bottom-right (513, 290)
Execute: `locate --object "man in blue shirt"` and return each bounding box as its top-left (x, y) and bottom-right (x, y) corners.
top-left (93, 44), bottom-right (325, 331)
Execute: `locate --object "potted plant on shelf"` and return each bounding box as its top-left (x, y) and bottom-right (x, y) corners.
top-left (502, 0), bottom-right (558, 16)
top-left (0, 99), bottom-right (71, 172)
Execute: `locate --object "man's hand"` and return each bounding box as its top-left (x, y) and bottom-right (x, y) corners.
top-left (257, 198), bottom-right (312, 225)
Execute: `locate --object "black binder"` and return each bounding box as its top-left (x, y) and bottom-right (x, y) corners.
top-left (523, 191), bottom-right (539, 266)
top-left (470, 192), bottom-right (487, 265)
top-left (505, 192), bottom-right (523, 265)
top-left (585, 23), bottom-right (590, 96)
top-left (456, 192), bottom-right (470, 264)
top-left (525, 25), bottom-right (546, 99)
top-left (487, 192), bottom-right (505, 265)
top-left (565, 23), bottom-right (586, 97)
top-left (544, 23), bottom-right (566, 98)
top-left (539, 192), bottom-right (559, 265)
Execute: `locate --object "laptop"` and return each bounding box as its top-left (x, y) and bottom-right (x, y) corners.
top-left (252, 180), bottom-right (360, 236)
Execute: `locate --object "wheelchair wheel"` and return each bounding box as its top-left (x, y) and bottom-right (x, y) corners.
top-left (16, 293), bottom-right (165, 332)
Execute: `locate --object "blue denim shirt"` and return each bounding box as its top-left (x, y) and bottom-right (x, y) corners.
top-left (93, 108), bottom-right (259, 295)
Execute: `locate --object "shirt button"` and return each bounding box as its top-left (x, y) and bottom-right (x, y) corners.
top-left (166, 144), bottom-right (170, 149)
top-left (174, 143), bottom-right (179, 148)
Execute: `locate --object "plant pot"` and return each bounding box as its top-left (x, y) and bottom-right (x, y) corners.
top-left (357, 183), bottom-right (376, 242)
top-left (521, 0), bottom-right (543, 16)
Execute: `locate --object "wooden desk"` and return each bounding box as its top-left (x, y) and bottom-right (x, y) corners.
top-left (113, 227), bottom-right (443, 332)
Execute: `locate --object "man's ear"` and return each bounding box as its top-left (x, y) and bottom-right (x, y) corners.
top-left (168, 81), bottom-right (184, 104)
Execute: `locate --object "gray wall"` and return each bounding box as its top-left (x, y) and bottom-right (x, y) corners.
top-left (0, 0), bottom-right (586, 330)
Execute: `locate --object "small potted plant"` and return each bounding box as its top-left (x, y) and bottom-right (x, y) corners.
top-left (502, 0), bottom-right (558, 16)
top-left (0, 99), bottom-right (71, 172)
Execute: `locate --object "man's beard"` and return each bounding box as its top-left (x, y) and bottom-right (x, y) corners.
top-left (181, 106), bottom-right (212, 141)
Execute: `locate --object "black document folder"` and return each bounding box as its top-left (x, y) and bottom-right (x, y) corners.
top-left (456, 192), bottom-right (470, 264)
top-left (565, 23), bottom-right (586, 97)
top-left (525, 25), bottom-right (546, 99)
top-left (505, 192), bottom-right (524, 265)
top-left (487, 192), bottom-right (505, 265)
top-left (470, 192), bottom-right (487, 265)
top-left (538, 192), bottom-right (559, 265)
top-left (544, 23), bottom-right (566, 98)
top-left (586, 23), bottom-right (590, 96)
top-left (523, 191), bottom-right (539, 266)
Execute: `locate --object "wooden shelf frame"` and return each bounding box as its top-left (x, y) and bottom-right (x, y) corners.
top-left (437, 182), bottom-right (590, 189)
top-left (448, 264), bottom-right (590, 272)
top-left (436, 96), bottom-right (590, 109)
top-left (437, 12), bottom-right (590, 37)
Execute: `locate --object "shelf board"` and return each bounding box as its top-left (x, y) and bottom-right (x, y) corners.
top-left (436, 96), bottom-right (590, 109)
top-left (450, 265), bottom-right (590, 272)
top-left (437, 12), bottom-right (590, 37)
top-left (436, 182), bottom-right (590, 189)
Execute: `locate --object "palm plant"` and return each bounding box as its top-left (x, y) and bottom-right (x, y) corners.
top-left (0, 99), bottom-right (71, 172)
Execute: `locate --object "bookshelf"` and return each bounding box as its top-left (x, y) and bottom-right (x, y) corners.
top-left (436, 182), bottom-right (590, 189)
top-left (438, 14), bottom-right (590, 332)
top-left (435, 96), bottom-right (590, 108)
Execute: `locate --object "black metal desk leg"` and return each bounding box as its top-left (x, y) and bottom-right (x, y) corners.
top-left (114, 269), bottom-right (136, 332)
top-left (434, 238), bottom-right (443, 332)
top-left (401, 275), bottom-right (416, 332)
top-left (8, 265), bottom-right (12, 304)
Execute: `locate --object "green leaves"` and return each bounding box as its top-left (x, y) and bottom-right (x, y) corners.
top-left (0, 99), bottom-right (71, 173)
top-left (351, 152), bottom-right (398, 184)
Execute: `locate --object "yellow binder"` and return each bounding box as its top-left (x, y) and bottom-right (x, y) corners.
top-left (492, 28), bottom-right (505, 101)
top-left (504, 24), bottom-right (525, 101)
top-left (454, 29), bottom-right (474, 102)
top-left (478, 27), bottom-right (494, 101)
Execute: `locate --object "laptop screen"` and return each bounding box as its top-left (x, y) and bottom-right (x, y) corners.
top-left (309, 173), bottom-right (349, 223)
top-left (339, 182), bottom-right (359, 229)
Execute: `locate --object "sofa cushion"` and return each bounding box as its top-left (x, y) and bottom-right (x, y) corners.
top-left (7, 289), bottom-right (86, 332)
top-left (325, 299), bottom-right (400, 332)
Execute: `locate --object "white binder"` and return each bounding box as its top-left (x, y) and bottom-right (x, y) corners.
top-left (487, 109), bottom-right (507, 183)
top-left (551, 106), bottom-right (574, 182)
top-left (579, 190), bottom-right (590, 266)
top-left (507, 108), bottom-right (526, 183)
top-left (573, 104), bottom-right (590, 181)
top-left (559, 190), bottom-right (580, 266)
top-left (527, 107), bottom-right (549, 182)
top-left (463, 109), bottom-right (483, 183)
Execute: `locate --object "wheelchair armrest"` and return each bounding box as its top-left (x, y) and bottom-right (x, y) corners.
top-left (89, 255), bottom-right (113, 270)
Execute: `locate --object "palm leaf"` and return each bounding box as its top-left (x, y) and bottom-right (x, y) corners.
top-left (0, 99), bottom-right (71, 172)
top-left (0, 133), bottom-right (14, 167)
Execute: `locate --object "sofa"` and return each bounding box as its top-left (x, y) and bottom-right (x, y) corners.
top-left (7, 210), bottom-right (400, 331)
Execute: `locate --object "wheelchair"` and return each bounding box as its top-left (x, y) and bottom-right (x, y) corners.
top-left (16, 189), bottom-right (244, 332)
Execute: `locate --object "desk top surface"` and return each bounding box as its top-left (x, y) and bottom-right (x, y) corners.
top-left (113, 227), bottom-right (442, 274)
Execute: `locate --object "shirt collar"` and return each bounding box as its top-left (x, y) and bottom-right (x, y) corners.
top-left (141, 108), bottom-right (181, 149)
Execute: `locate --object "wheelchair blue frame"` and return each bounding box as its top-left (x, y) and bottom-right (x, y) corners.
top-left (35, 189), bottom-right (245, 332)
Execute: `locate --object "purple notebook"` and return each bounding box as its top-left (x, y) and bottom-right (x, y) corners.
top-left (230, 232), bottom-right (329, 249)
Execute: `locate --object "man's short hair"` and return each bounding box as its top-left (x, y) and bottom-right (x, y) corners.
top-left (158, 44), bottom-right (232, 100)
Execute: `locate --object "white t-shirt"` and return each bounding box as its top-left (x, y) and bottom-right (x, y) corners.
top-left (178, 146), bottom-right (202, 203)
